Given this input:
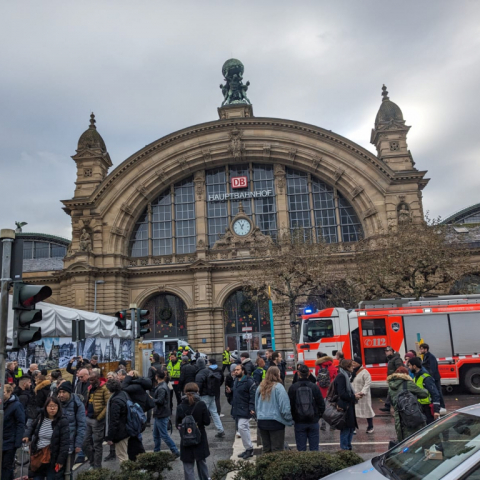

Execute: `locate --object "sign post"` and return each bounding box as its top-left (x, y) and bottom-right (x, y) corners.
top-left (268, 286), bottom-right (276, 350)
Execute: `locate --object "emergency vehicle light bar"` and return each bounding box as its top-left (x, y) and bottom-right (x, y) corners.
top-left (359, 294), bottom-right (480, 309)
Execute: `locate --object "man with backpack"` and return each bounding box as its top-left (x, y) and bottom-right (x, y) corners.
top-left (288, 364), bottom-right (325, 451)
top-left (195, 358), bottom-right (225, 438)
top-left (152, 370), bottom-right (180, 457)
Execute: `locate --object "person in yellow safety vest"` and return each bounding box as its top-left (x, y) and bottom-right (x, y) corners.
top-left (407, 357), bottom-right (441, 425)
top-left (13, 361), bottom-right (23, 386)
top-left (177, 347), bottom-right (183, 360)
top-left (167, 352), bottom-right (182, 408)
top-left (252, 357), bottom-right (266, 386)
top-left (221, 347), bottom-right (231, 375)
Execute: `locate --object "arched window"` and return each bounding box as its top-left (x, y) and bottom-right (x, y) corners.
top-left (142, 294), bottom-right (188, 340)
top-left (223, 290), bottom-right (271, 351)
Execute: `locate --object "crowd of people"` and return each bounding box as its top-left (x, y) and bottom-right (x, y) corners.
top-left (2, 342), bottom-right (445, 480)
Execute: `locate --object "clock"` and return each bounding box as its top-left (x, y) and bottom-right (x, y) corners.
top-left (233, 218), bottom-right (251, 236)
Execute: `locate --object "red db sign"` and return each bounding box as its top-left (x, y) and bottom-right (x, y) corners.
top-left (231, 176), bottom-right (248, 189)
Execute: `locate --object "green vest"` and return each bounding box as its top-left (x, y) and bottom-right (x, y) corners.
top-left (167, 360), bottom-right (181, 379)
top-left (222, 350), bottom-right (231, 365)
top-left (252, 367), bottom-right (266, 381)
top-left (415, 373), bottom-right (431, 405)
top-left (14, 368), bottom-right (23, 381)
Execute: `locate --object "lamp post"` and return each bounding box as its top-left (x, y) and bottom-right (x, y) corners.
top-left (94, 280), bottom-right (105, 313)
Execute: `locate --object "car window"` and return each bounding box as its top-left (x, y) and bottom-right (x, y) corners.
top-left (463, 463), bottom-right (480, 480)
top-left (381, 412), bottom-right (480, 480)
top-left (305, 319), bottom-right (334, 342)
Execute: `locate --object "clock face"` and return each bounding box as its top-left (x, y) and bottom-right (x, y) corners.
top-left (233, 218), bottom-right (251, 236)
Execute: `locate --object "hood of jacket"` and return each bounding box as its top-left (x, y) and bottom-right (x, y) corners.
top-left (387, 372), bottom-right (413, 390)
top-left (387, 352), bottom-right (401, 362)
top-left (35, 380), bottom-right (51, 393)
top-left (316, 356), bottom-right (333, 365)
top-left (209, 364), bottom-right (218, 370)
top-left (242, 357), bottom-right (253, 365)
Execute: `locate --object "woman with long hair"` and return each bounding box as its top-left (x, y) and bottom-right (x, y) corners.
top-left (23, 396), bottom-right (70, 479)
top-left (175, 382), bottom-right (211, 480)
top-left (254, 366), bottom-right (292, 453)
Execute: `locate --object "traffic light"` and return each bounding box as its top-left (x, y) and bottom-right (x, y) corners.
top-left (12, 282), bottom-right (52, 349)
top-left (115, 310), bottom-right (129, 330)
top-left (136, 308), bottom-right (150, 338)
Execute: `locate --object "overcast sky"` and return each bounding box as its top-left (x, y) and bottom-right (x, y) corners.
top-left (1, 1), bottom-right (480, 239)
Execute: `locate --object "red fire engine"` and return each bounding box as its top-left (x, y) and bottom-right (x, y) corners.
top-left (296, 295), bottom-right (480, 394)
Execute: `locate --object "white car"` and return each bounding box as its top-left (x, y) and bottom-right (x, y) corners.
top-left (323, 404), bottom-right (480, 480)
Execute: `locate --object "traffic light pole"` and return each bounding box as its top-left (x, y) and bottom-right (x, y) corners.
top-left (130, 306), bottom-right (136, 370)
top-left (0, 229), bottom-right (15, 462)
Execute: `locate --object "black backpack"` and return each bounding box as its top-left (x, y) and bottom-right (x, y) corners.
top-left (206, 370), bottom-right (220, 397)
top-left (295, 385), bottom-right (315, 420)
top-left (180, 402), bottom-right (202, 447)
top-left (316, 366), bottom-right (331, 389)
top-left (396, 381), bottom-right (426, 429)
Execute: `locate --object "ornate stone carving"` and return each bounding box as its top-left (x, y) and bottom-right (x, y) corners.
top-left (397, 203), bottom-right (412, 225)
top-left (83, 168), bottom-right (93, 177)
top-left (164, 256), bottom-right (172, 264)
top-left (121, 203), bottom-right (133, 216)
top-left (111, 226), bottom-right (125, 237)
top-left (288, 148), bottom-right (297, 163)
top-left (79, 229), bottom-right (92, 252)
top-left (351, 185), bottom-right (364, 199)
top-left (311, 154), bottom-right (322, 170)
top-left (362, 206), bottom-right (377, 219)
top-left (333, 167), bottom-right (345, 184)
top-left (263, 144), bottom-right (271, 158)
top-left (202, 149), bottom-right (212, 163)
top-left (153, 258), bottom-right (162, 265)
top-left (157, 284), bottom-right (166, 291)
top-left (136, 184), bottom-right (148, 198)
top-left (212, 226), bottom-right (273, 250)
top-left (229, 128), bottom-right (244, 160)
top-left (276, 176), bottom-right (286, 194)
top-left (155, 169), bottom-right (167, 183)
top-left (194, 171), bottom-right (205, 200)
top-left (197, 239), bottom-right (205, 248)
top-left (177, 156), bottom-right (189, 171)
top-left (140, 258), bottom-right (148, 266)
top-left (390, 141), bottom-right (400, 151)
top-left (220, 58), bottom-right (251, 106)
top-left (128, 259), bottom-right (137, 267)
top-left (274, 164), bottom-right (286, 194)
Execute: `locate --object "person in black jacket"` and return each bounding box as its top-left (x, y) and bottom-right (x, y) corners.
top-left (175, 382), bottom-right (211, 480)
top-left (420, 343), bottom-right (445, 410)
top-left (268, 352), bottom-right (286, 382)
top-left (104, 378), bottom-right (131, 464)
top-left (121, 371), bottom-right (153, 412)
top-left (179, 357), bottom-right (197, 393)
top-left (14, 376), bottom-right (37, 425)
top-left (292, 361), bottom-right (316, 385)
top-left (240, 352), bottom-right (255, 377)
top-left (288, 364), bottom-right (325, 451)
top-left (380, 347), bottom-right (404, 413)
top-left (24, 396), bottom-right (69, 480)
top-left (333, 359), bottom-right (362, 451)
top-left (148, 353), bottom-right (165, 388)
top-left (227, 364), bottom-right (256, 459)
top-left (34, 374), bottom-right (52, 410)
top-left (2, 384), bottom-right (25, 480)
top-left (208, 359), bottom-right (224, 415)
top-left (152, 370), bottom-right (180, 456)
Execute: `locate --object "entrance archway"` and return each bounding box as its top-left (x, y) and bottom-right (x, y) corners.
top-left (223, 290), bottom-right (272, 353)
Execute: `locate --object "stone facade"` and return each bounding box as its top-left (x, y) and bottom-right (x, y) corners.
top-left (24, 85), bottom-right (429, 355)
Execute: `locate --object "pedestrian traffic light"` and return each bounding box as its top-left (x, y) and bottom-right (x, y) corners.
top-left (12, 281), bottom-right (52, 350)
top-left (136, 308), bottom-right (150, 338)
top-left (115, 310), bottom-right (129, 330)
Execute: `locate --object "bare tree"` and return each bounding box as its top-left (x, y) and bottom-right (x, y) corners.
top-left (354, 218), bottom-right (471, 300)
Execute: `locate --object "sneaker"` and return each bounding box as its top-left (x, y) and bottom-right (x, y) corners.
top-left (215, 431), bottom-right (226, 438)
top-left (172, 451), bottom-right (180, 459)
top-left (219, 414), bottom-right (225, 417)
top-left (236, 431), bottom-right (241, 438)
top-left (320, 423), bottom-right (327, 431)
top-left (353, 430), bottom-right (357, 435)
top-left (74, 455), bottom-right (86, 464)
top-left (440, 408), bottom-right (447, 416)
top-left (103, 452), bottom-right (116, 462)
top-left (366, 427), bottom-right (375, 434)
top-left (242, 449), bottom-right (254, 459)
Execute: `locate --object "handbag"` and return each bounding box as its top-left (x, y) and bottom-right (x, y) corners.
top-left (322, 381), bottom-right (349, 430)
top-left (30, 445), bottom-right (51, 472)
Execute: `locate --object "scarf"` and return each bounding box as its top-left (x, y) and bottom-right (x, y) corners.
top-left (339, 367), bottom-right (354, 394)
top-left (351, 366), bottom-right (362, 382)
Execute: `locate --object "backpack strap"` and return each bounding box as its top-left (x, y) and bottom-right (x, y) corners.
top-left (402, 380), bottom-right (408, 391)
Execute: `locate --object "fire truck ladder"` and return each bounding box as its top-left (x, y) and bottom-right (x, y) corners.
top-left (359, 294), bottom-right (480, 309)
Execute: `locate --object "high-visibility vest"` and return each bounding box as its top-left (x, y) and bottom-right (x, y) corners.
top-left (415, 372), bottom-right (432, 405)
top-left (252, 367), bottom-right (266, 381)
top-left (167, 360), bottom-right (181, 379)
top-left (222, 350), bottom-right (231, 365)
top-left (14, 368), bottom-right (23, 382)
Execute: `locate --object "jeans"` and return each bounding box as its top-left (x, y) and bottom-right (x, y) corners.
top-left (294, 422), bottom-right (320, 451)
top-left (238, 418), bottom-right (253, 450)
top-left (83, 417), bottom-right (105, 468)
top-left (153, 417), bottom-right (179, 454)
top-left (259, 428), bottom-right (285, 453)
top-left (435, 378), bottom-right (446, 408)
top-left (1, 447), bottom-right (16, 480)
top-left (200, 395), bottom-right (224, 433)
top-left (367, 418), bottom-right (374, 429)
top-left (340, 427), bottom-right (355, 450)
top-left (183, 459), bottom-right (209, 480)
top-left (215, 392), bottom-right (221, 415)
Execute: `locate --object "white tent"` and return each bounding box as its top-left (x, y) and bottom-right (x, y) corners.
top-left (7, 296), bottom-right (132, 342)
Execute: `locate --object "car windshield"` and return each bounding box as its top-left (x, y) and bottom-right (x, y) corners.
top-left (380, 411), bottom-right (480, 480)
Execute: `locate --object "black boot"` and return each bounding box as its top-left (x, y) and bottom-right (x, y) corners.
top-left (379, 404), bottom-right (391, 412)
top-left (104, 451), bottom-right (116, 461)
top-left (242, 448), bottom-right (254, 459)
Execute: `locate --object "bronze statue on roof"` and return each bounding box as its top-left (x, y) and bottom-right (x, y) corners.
top-left (220, 59), bottom-right (251, 106)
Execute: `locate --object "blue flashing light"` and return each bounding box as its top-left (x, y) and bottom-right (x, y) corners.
top-left (304, 308), bottom-right (313, 314)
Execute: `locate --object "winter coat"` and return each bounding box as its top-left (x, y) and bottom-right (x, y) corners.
top-left (175, 398), bottom-right (211, 463)
top-left (87, 383), bottom-right (111, 420)
top-left (352, 368), bottom-right (375, 419)
top-left (5, 368), bottom-right (15, 385)
top-left (229, 375), bottom-right (255, 419)
top-left (241, 358), bottom-right (255, 377)
top-left (414, 368), bottom-right (441, 413)
top-left (288, 379), bottom-right (325, 424)
top-left (105, 391), bottom-right (129, 443)
top-left (255, 382), bottom-right (293, 426)
top-left (387, 372), bottom-right (429, 441)
top-left (195, 365), bottom-right (210, 396)
top-left (292, 371), bottom-right (316, 384)
top-left (148, 362), bottom-right (166, 387)
top-left (61, 394), bottom-right (87, 452)
top-left (208, 366), bottom-right (224, 397)
top-left (386, 352), bottom-right (404, 376)
top-left (422, 352), bottom-right (441, 382)
top-left (122, 375), bottom-right (153, 412)
top-left (74, 380), bottom-right (90, 407)
top-left (268, 360), bottom-right (286, 382)
top-left (34, 380), bottom-right (52, 410)
top-left (315, 356), bottom-right (337, 398)
top-left (333, 370), bottom-right (358, 430)
top-left (252, 367), bottom-right (266, 386)
top-left (14, 385), bottom-right (38, 420)
top-left (179, 363), bottom-right (197, 392)
top-left (153, 382), bottom-right (171, 418)
top-left (28, 413), bottom-right (70, 469)
top-left (2, 394), bottom-right (25, 450)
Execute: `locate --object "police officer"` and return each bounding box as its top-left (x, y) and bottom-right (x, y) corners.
top-left (167, 352), bottom-right (182, 408)
top-left (252, 357), bottom-right (266, 386)
top-left (407, 357), bottom-right (441, 424)
top-left (222, 346), bottom-right (231, 375)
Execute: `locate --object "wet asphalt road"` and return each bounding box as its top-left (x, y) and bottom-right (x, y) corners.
top-left (15, 383), bottom-right (480, 479)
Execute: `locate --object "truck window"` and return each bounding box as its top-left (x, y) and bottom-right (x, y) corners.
top-left (304, 319), bottom-right (334, 342)
top-left (364, 347), bottom-right (389, 365)
top-left (450, 312), bottom-right (480, 355)
top-left (362, 318), bottom-right (387, 336)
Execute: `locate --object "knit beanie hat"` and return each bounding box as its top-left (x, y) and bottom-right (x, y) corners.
top-left (57, 381), bottom-right (73, 394)
top-left (196, 358), bottom-right (206, 369)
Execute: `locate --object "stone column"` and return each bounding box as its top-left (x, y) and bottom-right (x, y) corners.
top-left (274, 164), bottom-right (288, 234)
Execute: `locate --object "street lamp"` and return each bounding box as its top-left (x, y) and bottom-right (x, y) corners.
top-left (94, 280), bottom-right (105, 313)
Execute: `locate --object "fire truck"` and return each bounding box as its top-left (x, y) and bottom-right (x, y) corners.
top-left (296, 295), bottom-right (480, 394)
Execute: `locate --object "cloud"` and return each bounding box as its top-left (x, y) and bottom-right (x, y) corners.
top-left (1, 0), bottom-right (480, 237)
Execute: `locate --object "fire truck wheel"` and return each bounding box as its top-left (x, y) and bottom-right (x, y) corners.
top-left (464, 367), bottom-right (480, 394)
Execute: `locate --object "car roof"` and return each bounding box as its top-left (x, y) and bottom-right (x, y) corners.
top-left (456, 403), bottom-right (480, 417)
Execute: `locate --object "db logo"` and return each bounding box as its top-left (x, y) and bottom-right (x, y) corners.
top-left (231, 176), bottom-right (248, 189)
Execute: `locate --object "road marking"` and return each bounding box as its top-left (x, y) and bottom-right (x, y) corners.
top-left (288, 442), bottom-right (390, 447)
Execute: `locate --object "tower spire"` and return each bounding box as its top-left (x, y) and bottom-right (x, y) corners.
top-left (382, 84), bottom-right (389, 101)
top-left (89, 112), bottom-right (96, 129)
